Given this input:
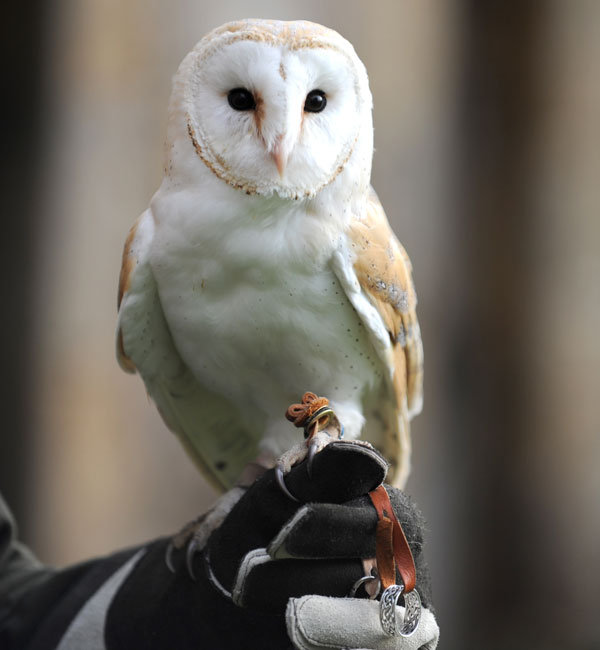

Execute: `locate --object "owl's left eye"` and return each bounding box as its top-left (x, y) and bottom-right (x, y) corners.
top-left (227, 88), bottom-right (256, 111)
top-left (304, 89), bottom-right (327, 113)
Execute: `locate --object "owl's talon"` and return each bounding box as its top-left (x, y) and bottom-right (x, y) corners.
top-left (306, 439), bottom-right (319, 478)
top-left (276, 464), bottom-right (300, 502)
top-left (186, 537), bottom-right (201, 581)
top-left (165, 541), bottom-right (177, 573)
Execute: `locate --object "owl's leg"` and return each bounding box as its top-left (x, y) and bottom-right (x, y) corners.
top-left (165, 487), bottom-right (246, 577)
top-left (272, 395), bottom-right (376, 501)
top-left (326, 400), bottom-right (366, 441)
top-left (274, 427), bottom-right (339, 501)
top-left (275, 400), bottom-right (346, 500)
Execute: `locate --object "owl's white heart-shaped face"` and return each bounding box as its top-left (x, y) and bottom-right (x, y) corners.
top-left (179, 20), bottom-right (372, 200)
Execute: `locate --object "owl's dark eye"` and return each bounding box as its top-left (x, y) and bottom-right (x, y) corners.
top-left (304, 89), bottom-right (327, 113)
top-left (227, 88), bottom-right (256, 111)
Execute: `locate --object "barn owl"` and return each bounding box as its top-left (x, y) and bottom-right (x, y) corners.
top-left (117, 19), bottom-right (423, 493)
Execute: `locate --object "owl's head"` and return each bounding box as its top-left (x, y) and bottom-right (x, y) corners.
top-left (167, 19), bottom-right (373, 201)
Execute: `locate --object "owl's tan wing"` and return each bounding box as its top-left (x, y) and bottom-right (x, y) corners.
top-left (332, 189), bottom-right (423, 487)
top-left (117, 210), bottom-right (256, 492)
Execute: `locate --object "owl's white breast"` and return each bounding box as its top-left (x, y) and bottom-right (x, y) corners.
top-left (148, 181), bottom-right (385, 453)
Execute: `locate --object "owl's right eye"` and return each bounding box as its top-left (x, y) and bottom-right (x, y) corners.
top-left (227, 88), bottom-right (256, 111)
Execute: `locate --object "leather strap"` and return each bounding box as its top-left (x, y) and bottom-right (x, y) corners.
top-left (368, 485), bottom-right (416, 592)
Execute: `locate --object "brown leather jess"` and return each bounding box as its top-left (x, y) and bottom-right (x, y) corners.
top-left (368, 485), bottom-right (416, 592)
top-left (285, 392), bottom-right (331, 435)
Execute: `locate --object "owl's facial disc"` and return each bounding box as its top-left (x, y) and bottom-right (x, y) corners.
top-left (265, 89), bottom-right (327, 177)
top-left (225, 84), bottom-right (302, 178)
top-left (270, 134), bottom-right (288, 178)
top-left (185, 39), bottom-right (364, 199)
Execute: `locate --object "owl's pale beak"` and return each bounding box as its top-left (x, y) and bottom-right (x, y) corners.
top-left (270, 135), bottom-right (288, 178)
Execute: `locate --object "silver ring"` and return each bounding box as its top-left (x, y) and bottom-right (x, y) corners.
top-left (379, 584), bottom-right (422, 637)
top-left (303, 407), bottom-right (335, 438)
top-left (348, 574), bottom-right (381, 599)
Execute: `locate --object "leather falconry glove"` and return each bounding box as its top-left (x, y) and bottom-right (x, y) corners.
top-left (105, 441), bottom-right (438, 649)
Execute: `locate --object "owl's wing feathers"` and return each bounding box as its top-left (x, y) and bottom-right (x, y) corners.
top-left (332, 189), bottom-right (423, 487)
top-left (117, 210), bottom-right (256, 492)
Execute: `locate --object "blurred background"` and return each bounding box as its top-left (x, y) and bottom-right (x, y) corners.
top-left (2, 0), bottom-right (599, 647)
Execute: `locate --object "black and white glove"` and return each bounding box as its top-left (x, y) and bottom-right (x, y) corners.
top-left (106, 441), bottom-right (438, 649)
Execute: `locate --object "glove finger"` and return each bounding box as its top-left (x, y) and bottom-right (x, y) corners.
top-left (286, 596), bottom-right (440, 650)
top-left (284, 441), bottom-right (388, 504)
top-left (232, 549), bottom-right (365, 613)
top-left (268, 502), bottom-right (378, 560)
top-left (269, 487), bottom-right (425, 562)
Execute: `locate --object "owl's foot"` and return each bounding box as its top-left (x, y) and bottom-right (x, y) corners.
top-left (277, 392), bottom-right (378, 501)
top-left (275, 427), bottom-right (334, 491)
top-left (277, 393), bottom-right (347, 501)
top-left (164, 487), bottom-right (246, 578)
top-left (276, 437), bottom-right (382, 504)
top-left (275, 428), bottom-right (336, 501)
top-left (275, 464), bottom-right (300, 502)
top-left (165, 515), bottom-right (204, 573)
top-left (307, 424), bottom-right (344, 476)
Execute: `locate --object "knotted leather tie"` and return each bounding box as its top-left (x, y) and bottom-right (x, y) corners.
top-left (368, 485), bottom-right (416, 592)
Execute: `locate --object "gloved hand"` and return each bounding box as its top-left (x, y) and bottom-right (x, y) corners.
top-left (105, 441), bottom-right (438, 649)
